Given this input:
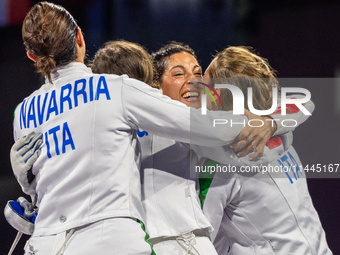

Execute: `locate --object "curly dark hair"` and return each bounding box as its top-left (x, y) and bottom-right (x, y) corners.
top-left (151, 42), bottom-right (197, 88)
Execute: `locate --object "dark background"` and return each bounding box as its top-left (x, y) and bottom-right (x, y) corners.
top-left (1, 0), bottom-right (340, 254)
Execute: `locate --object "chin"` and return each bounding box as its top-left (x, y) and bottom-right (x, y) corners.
top-left (180, 99), bottom-right (191, 107)
top-left (190, 101), bottom-right (201, 109)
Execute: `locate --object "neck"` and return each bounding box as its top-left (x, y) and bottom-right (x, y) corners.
top-left (75, 39), bottom-right (85, 64)
top-left (74, 54), bottom-right (85, 64)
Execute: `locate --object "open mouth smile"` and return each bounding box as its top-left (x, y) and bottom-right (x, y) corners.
top-left (181, 91), bottom-right (200, 102)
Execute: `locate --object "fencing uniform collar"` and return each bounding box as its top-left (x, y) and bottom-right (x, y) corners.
top-left (47, 62), bottom-right (92, 83)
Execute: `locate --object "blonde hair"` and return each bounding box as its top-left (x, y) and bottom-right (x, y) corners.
top-left (207, 46), bottom-right (279, 111)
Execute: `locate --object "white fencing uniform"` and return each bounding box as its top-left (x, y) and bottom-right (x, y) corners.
top-left (13, 62), bottom-right (249, 254)
top-left (194, 97), bottom-right (332, 254)
top-left (137, 94), bottom-right (315, 255)
top-left (200, 145), bottom-right (332, 255)
top-left (24, 218), bottom-right (153, 255)
top-left (139, 134), bottom-right (218, 254)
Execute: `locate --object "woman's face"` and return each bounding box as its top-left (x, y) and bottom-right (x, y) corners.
top-left (160, 52), bottom-right (202, 107)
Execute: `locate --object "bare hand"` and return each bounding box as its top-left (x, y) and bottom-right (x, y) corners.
top-left (231, 110), bottom-right (277, 159)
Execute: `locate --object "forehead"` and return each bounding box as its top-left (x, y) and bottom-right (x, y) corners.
top-left (166, 52), bottom-right (199, 68)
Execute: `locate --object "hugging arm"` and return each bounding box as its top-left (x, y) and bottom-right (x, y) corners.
top-left (232, 97), bottom-right (315, 158)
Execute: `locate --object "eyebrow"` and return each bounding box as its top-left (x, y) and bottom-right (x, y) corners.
top-left (170, 65), bottom-right (185, 71)
top-left (170, 65), bottom-right (202, 71)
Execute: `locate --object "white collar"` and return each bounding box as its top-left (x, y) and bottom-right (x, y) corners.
top-left (46, 62), bottom-right (92, 83)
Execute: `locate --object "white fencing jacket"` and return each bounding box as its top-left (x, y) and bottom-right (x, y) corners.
top-left (138, 93), bottom-right (315, 240)
top-left (200, 145), bottom-right (332, 255)
top-left (140, 134), bottom-right (212, 239)
top-left (13, 62), bottom-right (248, 236)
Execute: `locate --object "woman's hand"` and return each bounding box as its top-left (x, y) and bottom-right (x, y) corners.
top-left (231, 110), bottom-right (277, 159)
top-left (10, 132), bottom-right (42, 193)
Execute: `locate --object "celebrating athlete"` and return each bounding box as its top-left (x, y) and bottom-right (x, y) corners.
top-left (11, 2), bottom-right (257, 254)
top-left (199, 46), bottom-right (332, 255)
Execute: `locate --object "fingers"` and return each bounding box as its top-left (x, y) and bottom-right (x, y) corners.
top-left (25, 143), bottom-right (42, 165)
top-left (19, 133), bottom-right (43, 159)
top-left (233, 130), bottom-right (268, 159)
top-left (247, 130), bottom-right (266, 151)
top-left (235, 126), bottom-right (251, 142)
top-left (232, 128), bottom-right (256, 154)
top-left (233, 127), bottom-right (259, 150)
top-left (231, 139), bottom-right (248, 150)
top-left (235, 139), bottom-right (264, 159)
top-left (230, 113), bottom-right (277, 159)
top-left (238, 128), bottom-right (270, 158)
top-left (11, 131), bottom-right (37, 152)
top-left (27, 133), bottom-right (43, 151)
top-left (232, 126), bottom-right (253, 150)
top-left (235, 143), bottom-right (253, 157)
top-left (249, 143), bottom-right (265, 159)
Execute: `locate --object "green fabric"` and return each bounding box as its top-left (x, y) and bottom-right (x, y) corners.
top-left (13, 103), bottom-right (20, 125)
top-left (138, 220), bottom-right (156, 255)
top-left (199, 159), bottom-right (219, 206)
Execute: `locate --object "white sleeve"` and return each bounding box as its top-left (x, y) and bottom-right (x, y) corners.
top-left (193, 95), bottom-right (308, 163)
top-left (200, 158), bottom-right (240, 241)
top-left (271, 95), bottom-right (315, 135)
top-left (192, 141), bottom-right (285, 167)
top-left (121, 77), bottom-right (248, 147)
top-left (13, 103), bottom-right (23, 141)
top-left (192, 145), bottom-right (241, 166)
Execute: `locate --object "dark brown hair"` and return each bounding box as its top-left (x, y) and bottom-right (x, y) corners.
top-left (90, 40), bottom-right (154, 86)
top-left (22, 2), bottom-right (79, 83)
top-left (151, 42), bottom-right (197, 87)
top-left (207, 46), bottom-right (279, 111)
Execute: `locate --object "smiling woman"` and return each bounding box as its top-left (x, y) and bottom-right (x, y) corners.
top-left (141, 42), bottom-right (219, 255)
top-left (198, 46), bottom-right (331, 255)
top-left (152, 42), bottom-right (202, 108)
top-left (14, 3), bottom-right (250, 254)
top-left (146, 42), bottom-right (277, 255)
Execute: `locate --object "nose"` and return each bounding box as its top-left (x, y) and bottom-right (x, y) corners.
top-left (188, 71), bottom-right (202, 87)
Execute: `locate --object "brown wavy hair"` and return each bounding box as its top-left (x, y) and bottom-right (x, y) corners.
top-left (207, 46), bottom-right (279, 111)
top-left (90, 40), bottom-right (154, 86)
top-left (22, 2), bottom-right (79, 83)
